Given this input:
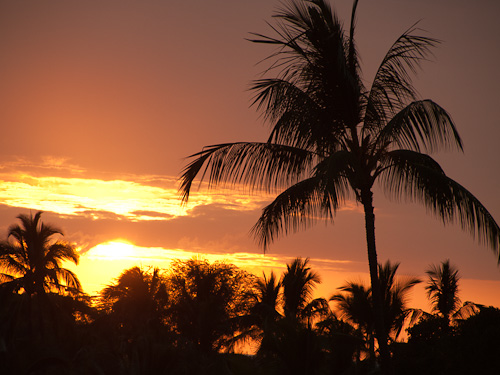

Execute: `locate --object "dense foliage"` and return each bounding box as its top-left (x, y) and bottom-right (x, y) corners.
top-left (2, 252), bottom-right (499, 374)
top-left (1, 215), bottom-right (498, 375)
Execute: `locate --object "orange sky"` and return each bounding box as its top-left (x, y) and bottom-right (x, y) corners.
top-left (0, 0), bottom-right (500, 312)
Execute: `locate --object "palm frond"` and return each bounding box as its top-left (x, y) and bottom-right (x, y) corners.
top-left (251, 171), bottom-right (349, 249)
top-left (0, 247), bottom-right (28, 277)
top-left (250, 0), bottom-right (360, 131)
top-left (0, 272), bottom-right (16, 286)
top-left (365, 25), bottom-right (439, 128)
top-left (381, 150), bottom-right (500, 258)
top-left (38, 222), bottom-right (63, 246)
top-left (252, 78), bottom-right (320, 132)
top-left (45, 242), bottom-right (79, 267)
top-left (57, 268), bottom-right (82, 291)
top-left (376, 100), bottom-right (462, 153)
top-left (179, 142), bottom-right (315, 203)
top-left (452, 301), bottom-right (481, 321)
top-left (301, 297), bottom-right (330, 318)
top-left (45, 267), bottom-right (63, 292)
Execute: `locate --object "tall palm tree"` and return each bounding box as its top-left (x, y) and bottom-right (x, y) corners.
top-left (0, 211), bottom-right (81, 296)
top-left (179, 0), bottom-right (500, 368)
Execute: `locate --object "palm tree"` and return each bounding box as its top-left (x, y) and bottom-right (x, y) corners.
top-left (281, 257), bottom-right (325, 323)
top-left (98, 266), bottom-right (168, 333)
top-left (244, 271), bottom-right (282, 352)
top-left (0, 211), bottom-right (85, 354)
top-left (0, 211), bottom-right (81, 296)
top-left (258, 258), bottom-right (328, 375)
top-left (179, 0), bottom-right (500, 368)
top-left (378, 261), bottom-right (421, 341)
top-left (331, 281), bottom-right (374, 359)
top-left (236, 271), bottom-right (283, 358)
top-left (425, 260), bottom-right (460, 324)
top-left (332, 261), bottom-right (420, 362)
top-left (253, 271), bottom-right (282, 322)
top-left (424, 259), bottom-right (479, 329)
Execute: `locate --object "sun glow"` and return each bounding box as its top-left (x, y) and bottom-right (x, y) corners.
top-left (65, 239), bottom-right (361, 296)
top-left (88, 240), bottom-right (137, 260)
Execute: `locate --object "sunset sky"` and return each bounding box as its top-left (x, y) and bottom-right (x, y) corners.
top-left (0, 0), bottom-right (499, 311)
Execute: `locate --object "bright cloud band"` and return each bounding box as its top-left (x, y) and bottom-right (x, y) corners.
top-left (0, 170), bottom-right (271, 221)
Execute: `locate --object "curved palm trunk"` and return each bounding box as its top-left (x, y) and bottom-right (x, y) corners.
top-left (360, 188), bottom-right (391, 373)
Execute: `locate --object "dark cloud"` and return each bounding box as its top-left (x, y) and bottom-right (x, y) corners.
top-left (75, 210), bottom-right (127, 221)
top-left (131, 210), bottom-right (174, 219)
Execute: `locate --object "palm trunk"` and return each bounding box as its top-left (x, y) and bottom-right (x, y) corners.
top-left (360, 188), bottom-right (391, 374)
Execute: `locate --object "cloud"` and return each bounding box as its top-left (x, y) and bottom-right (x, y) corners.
top-left (130, 210), bottom-right (175, 220)
top-left (0, 156), bottom-right (87, 177)
top-left (0, 159), bottom-right (275, 225)
top-left (76, 210), bottom-right (127, 221)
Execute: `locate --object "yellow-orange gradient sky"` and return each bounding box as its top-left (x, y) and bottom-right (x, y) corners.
top-left (0, 0), bottom-right (499, 312)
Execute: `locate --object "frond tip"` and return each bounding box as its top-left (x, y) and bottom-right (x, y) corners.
top-left (179, 142), bottom-right (315, 204)
top-left (382, 150), bottom-right (500, 260)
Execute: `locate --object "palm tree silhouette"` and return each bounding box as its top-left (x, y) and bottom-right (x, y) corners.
top-left (253, 271), bottom-right (282, 322)
top-left (282, 257), bottom-right (326, 323)
top-left (424, 259), bottom-right (478, 330)
top-left (332, 261), bottom-right (420, 362)
top-left (179, 0), bottom-right (500, 368)
top-left (251, 258), bottom-right (328, 375)
top-left (0, 211), bottom-right (84, 356)
top-left (244, 271), bottom-right (282, 353)
top-left (378, 261), bottom-right (421, 341)
top-left (331, 281), bottom-right (375, 359)
top-left (99, 266), bottom-right (168, 333)
top-left (0, 211), bottom-right (81, 296)
top-left (425, 260), bottom-right (460, 324)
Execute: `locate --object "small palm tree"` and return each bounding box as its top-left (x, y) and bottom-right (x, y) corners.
top-left (99, 266), bottom-right (168, 332)
top-left (253, 271), bottom-right (282, 322)
top-left (242, 271), bottom-right (283, 355)
top-left (0, 212), bottom-right (85, 351)
top-left (331, 281), bottom-right (375, 359)
top-left (281, 257), bottom-right (326, 323)
top-left (179, 0), bottom-right (500, 368)
top-left (378, 261), bottom-right (421, 341)
top-left (254, 258), bottom-right (328, 375)
top-left (424, 259), bottom-right (479, 328)
top-left (332, 261), bottom-right (420, 360)
top-left (425, 260), bottom-right (460, 323)
top-left (0, 211), bottom-right (81, 296)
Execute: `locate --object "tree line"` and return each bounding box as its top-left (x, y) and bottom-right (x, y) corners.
top-left (1, 212), bottom-right (499, 374)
